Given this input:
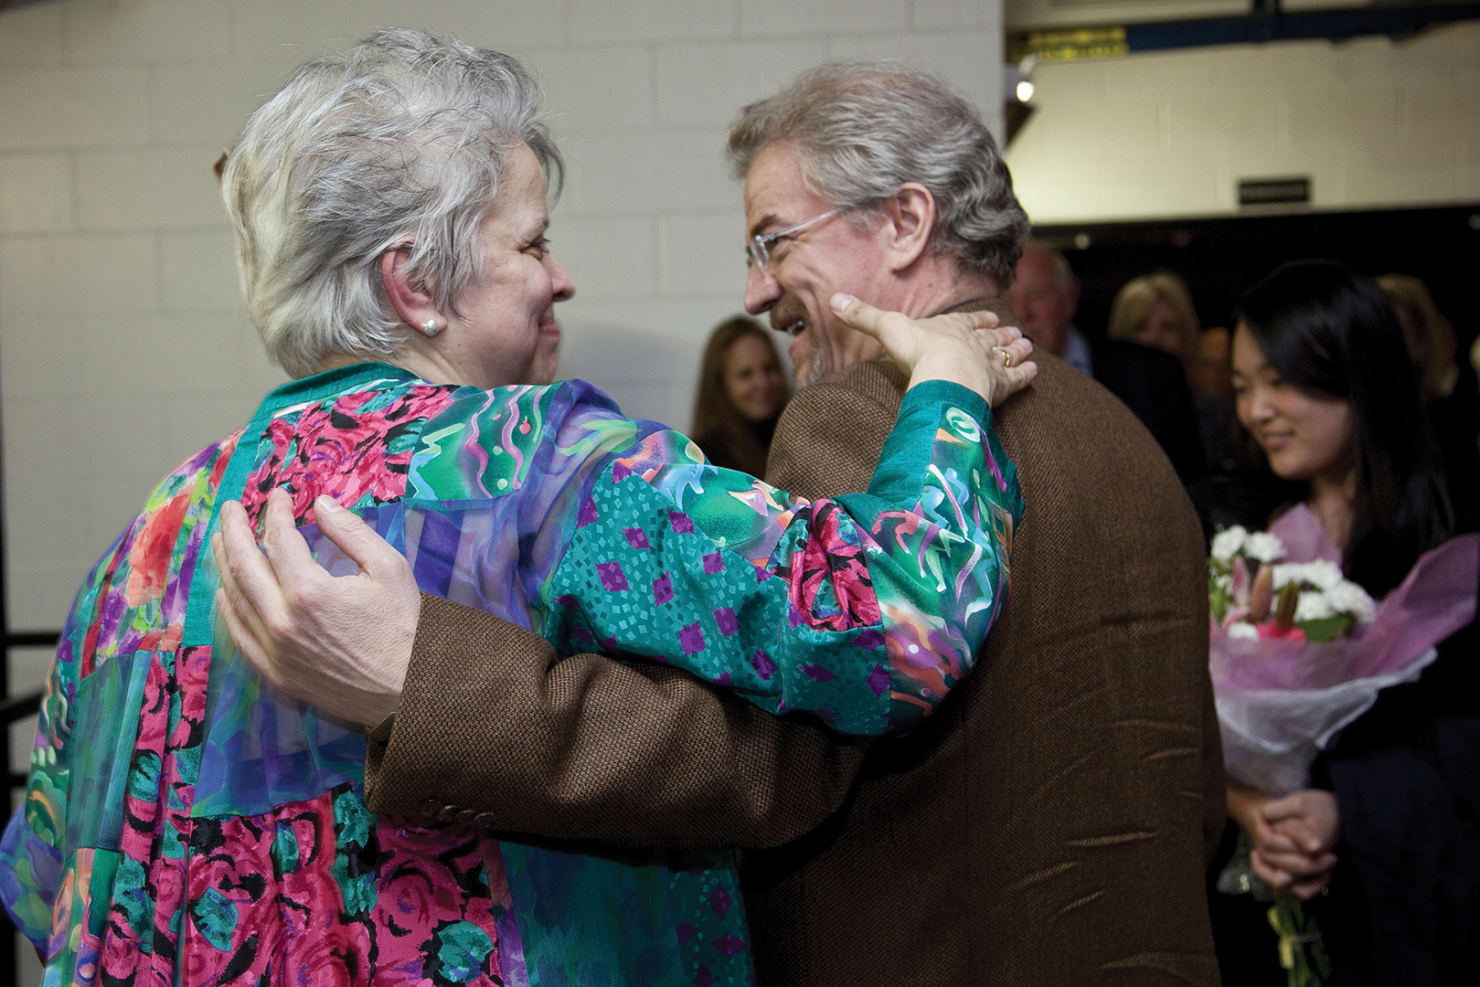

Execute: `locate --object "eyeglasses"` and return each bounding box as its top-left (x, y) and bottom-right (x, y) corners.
top-left (746, 207), bottom-right (843, 271)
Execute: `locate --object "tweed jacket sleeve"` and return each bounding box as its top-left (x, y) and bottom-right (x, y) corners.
top-left (765, 362), bottom-right (906, 499)
top-left (364, 593), bottom-right (869, 847)
top-left (364, 366), bottom-right (914, 845)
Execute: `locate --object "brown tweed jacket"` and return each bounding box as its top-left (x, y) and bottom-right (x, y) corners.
top-left (365, 351), bottom-right (1223, 985)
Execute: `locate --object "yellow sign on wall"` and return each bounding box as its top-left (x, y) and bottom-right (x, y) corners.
top-left (1008, 27), bottom-right (1129, 63)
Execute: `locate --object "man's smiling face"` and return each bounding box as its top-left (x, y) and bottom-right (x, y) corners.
top-left (742, 141), bottom-right (888, 387)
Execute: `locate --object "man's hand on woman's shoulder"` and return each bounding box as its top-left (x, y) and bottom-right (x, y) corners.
top-left (213, 488), bottom-right (419, 732)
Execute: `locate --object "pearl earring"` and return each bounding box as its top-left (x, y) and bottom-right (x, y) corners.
top-left (421, 318), bottom-right (442, 337)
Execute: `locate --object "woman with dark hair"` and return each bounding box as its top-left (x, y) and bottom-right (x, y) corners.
top-left (690, 316), bottom-right (789, 475)
top-left (1234, 260), bottom-right (1452, 596)
top-left (1211, 259), bottom-right (1479, 986)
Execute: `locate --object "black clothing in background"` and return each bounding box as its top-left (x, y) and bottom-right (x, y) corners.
top-left (693, 414), bottom-right (778, 477)
top-left (1089, 336), bottom-right (1208, 483)
top-left (1429, 365), bottom-right (1480, 533)
top-left (1307, 601), bottom-right (1480, 987)
top-left (1187, 468), bottom-right (1304, 543)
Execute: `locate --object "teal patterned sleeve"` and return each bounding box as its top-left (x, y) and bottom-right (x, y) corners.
top-left (0, 536), bottom-right (121, 947)
top-left (517, 379), bottom-right (1021, 736)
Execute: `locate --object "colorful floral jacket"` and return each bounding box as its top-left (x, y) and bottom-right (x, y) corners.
top-left (0, 362), bottom-right (1021, 986)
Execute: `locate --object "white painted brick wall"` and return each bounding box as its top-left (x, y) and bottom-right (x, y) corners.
top-left (555, 215), bottom-right (660, 298)
top-left (569, 0), bottom-right (736, 45)
top-left (656, 40), bottom-right (825, 125)
top-left (75, 149), bottom-right (229, 229)
top-left (147, 61), bottom-right (297, 147)
top-left (659, 211), bottom-right (749, 296)
top-left (913, 0), bottom-right (999, 31)
top-left (1006, 22), bottom-right (1480, 222)
top-left (740, 0), bottom-right (909, 38)
top-left (530, 46), bottom-right (656, 132)
top-left (562, 129), bottom-right (736, 213)
top-left (0, 64), bottom-right (150, 149)
top-left (157, 230), bottom-right (243, 311)
top-left (1, 234), bottom-right (159, 318)
top-left (64, 0), bottom-right (233, 62)
top-left (0, 2), bottom-right (63, 66)
top-left (0, 152), bottom-right (72, 232)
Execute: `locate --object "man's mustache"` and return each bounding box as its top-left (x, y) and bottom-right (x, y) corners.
top-left (770, 298), bottom-right (808, 336)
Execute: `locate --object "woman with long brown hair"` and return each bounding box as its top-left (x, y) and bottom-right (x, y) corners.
top-left (690, 315), bottom-right (790, 475)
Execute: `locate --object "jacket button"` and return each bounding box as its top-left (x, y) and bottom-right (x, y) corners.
top-left (455, 809), bottom-right (476, 826)
top-left (419, 798), bottom-right (440, 817)
top-left (438, 804), bottom-right (459, 822)
top-left (474, 812), bottom-right (496, 829)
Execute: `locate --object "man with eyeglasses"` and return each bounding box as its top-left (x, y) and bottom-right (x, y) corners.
top-left (218, 61), bottom-right (1223, 985)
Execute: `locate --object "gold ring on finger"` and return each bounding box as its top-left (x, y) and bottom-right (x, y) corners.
top-left (993, 345), bottom-right (1014, 369)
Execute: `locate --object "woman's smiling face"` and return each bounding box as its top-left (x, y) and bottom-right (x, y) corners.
top-left (447, 142), bottom-right (575, 388)
top-left (1232, 321), bottom-right (1354, 483)
top-left (722, 334), bottom-right (786, 422)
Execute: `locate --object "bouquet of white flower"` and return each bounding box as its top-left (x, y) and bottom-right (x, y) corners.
top-left (1209, 525), bottom-right (1376, 646)
top-left (1209, 507), bottom-right (1469, 795)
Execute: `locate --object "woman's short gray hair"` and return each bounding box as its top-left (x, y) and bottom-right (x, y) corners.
top-left (222, 28), bottom-right (562, 378)
top-left (726, 61), bottom-right (1028, 289)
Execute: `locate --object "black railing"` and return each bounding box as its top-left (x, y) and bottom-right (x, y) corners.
top-left (2, 338), bottom-right (62, 977)
top-left (0, 635), bottom-right (51, 976)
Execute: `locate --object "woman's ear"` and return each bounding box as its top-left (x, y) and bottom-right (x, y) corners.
top-left (379, 246), bottom-right (441, 330)
top-left (880, 183), bottom-right (936, 273)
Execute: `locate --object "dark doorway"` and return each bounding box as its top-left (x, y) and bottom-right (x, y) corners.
top-left (1034, 203), bottom-right (1480, 343)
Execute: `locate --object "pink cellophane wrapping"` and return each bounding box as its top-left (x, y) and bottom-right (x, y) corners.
top-left (1210, 505), bottom-right (1479, 794)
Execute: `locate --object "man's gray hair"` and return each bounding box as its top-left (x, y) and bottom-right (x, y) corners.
top-left (726, 61), bottom-right (1028, 289)
top-left (222, 28), bottom-right (562, 378)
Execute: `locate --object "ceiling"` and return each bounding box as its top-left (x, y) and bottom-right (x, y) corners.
top-left (1006, 0), bottom-right (1480, 30)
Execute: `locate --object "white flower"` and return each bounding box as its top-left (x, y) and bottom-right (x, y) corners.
top-left (1300, 560), bottom-right (1343, 591)
top-left (1211, 526), bottom-right (1248, 562)
top-left (1326, 580), bottom-right (1378, 623)
top-left (1265, 560), bottom-right (1331, 590)
top-left (1227, 621), bottom-right (1260, 640)
top-left (1244, 532), bottom-right (1285, 564)
top-left (1294, 591), bottom-right (1336, 622)
top-left (1270, 563), bottom-right (1303, 589)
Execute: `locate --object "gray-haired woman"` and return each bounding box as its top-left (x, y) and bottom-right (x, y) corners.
top-left (0, 28), bottom-right (1035, 984)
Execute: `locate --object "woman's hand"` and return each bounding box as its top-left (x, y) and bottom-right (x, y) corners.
top-left (831, 292), bottom-right (1037, 407)
top-left (1228, 784), bottom-right (1340, 900)
top-left (1227, 783), bottom-right (1301, 856)
top-left (1256, 789), bottom-right (1341, 900)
